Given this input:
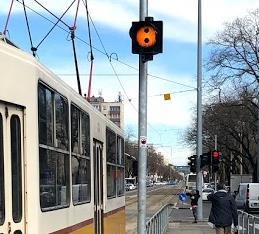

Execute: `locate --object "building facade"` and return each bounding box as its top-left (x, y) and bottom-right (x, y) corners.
top-left (88, 94), bottom-right (124, 129)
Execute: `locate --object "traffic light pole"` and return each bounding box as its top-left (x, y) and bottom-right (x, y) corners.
top-left (137, 0), bottom-right (148, 233)
top-left (196, 0), bottom-right (203, 220)
top-left (214, 135), bottom-right (217, 190)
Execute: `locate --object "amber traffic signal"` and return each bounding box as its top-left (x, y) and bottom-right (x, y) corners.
top-left (136, 25), bottom-right (157, 47)
top-left (129, 17), bottom-right (163, 61)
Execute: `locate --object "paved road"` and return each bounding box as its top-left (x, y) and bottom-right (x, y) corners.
top-left (166, 200), bottom-right (214, 234)
top-left (170, 200), bottom-right (212, 222)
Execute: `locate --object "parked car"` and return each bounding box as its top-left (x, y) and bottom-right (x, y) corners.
top-left (235, 183), bottom-right (259, 213)
top-left (203, 183), bottom-right (210, 189)
top-left (146, 181), bottom-right (154, 187)
top-left (202, 188), bottom-right (214, 201)
top-left (125, 183), bottom-right (136, 191)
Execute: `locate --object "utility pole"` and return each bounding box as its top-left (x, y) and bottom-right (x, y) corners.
top-left (214, 135), bottom-right (217, 190)
top-left (130, 2), bottom-right (163, 232)
top-left (137, 0), bottom-right (148, 233)
top-left (196, 0), bottom-right (203, 220)
top-left (257, 99), bottom-right (259, 182)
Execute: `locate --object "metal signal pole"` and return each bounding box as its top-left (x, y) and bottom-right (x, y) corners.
top-left (137, 0), bottom-right (148, 233)
top-left (196, 0), bottom-right (203, 220)
top-left (214, 135), bottom-right (217, 190)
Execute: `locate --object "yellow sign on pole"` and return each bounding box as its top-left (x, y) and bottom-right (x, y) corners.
top-left (163, 93), bottom-right (171, 100)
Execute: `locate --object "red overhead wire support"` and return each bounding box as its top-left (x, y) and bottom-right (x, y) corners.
top-left (87, 59), bottom-right (94, 99)
top-left (3, 0), bottom-right (15, 35)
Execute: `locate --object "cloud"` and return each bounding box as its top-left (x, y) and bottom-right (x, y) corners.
top-left (2, 0), bottom-right (258, 44)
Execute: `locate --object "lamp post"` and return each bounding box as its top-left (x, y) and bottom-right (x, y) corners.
top-left (196, 0), bottom-right (203, 220)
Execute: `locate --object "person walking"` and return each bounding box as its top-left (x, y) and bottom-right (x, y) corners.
top-left (186, 190), bottom-right (200, 223)
top-left (208, 183), bottom-right (238, 234)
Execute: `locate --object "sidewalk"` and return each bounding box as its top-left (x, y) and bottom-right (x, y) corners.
top-left (166, 201), bottom-right (215, 234)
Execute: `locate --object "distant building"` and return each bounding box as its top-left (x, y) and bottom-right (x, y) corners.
top-left (175, 166), bottom-right (190, 175)
top-left (88, 93), bottom-right (124, 129)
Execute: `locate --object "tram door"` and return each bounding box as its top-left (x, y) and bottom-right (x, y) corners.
top-left (93, 141), bottom-right (103, 234)
top-left (0, 103), bottom-right (25, 234)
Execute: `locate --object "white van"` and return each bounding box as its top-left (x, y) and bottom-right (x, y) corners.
top-left (235, 183), bottom-right (259, 212)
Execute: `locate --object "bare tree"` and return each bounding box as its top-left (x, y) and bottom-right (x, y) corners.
top-left (202, 8), bottom-right (259, 181)
top-left (207, 9), bottom-right (259, 88)
top-left (185, 88), bottom-right (258, 181)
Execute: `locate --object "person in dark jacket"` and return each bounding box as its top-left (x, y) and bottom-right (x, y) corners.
top-left (208, 183), bottom-right (238, 234)
top-left (186, 190), bottom-right (200, 223)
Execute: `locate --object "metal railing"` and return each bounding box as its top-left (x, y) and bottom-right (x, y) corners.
top-left (238, 210), bottom-right (259, 234)
top-left (146, 203), bottom-right (172, 234)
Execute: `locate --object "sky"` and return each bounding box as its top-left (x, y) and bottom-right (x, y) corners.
top-left (1, 0), bottom-right (259, 165)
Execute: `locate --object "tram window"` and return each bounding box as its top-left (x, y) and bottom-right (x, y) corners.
top-left (116, 167), bottom-right (124, 196)
top-left (0, 114), bottom-right (4, 225)
top-left (13, 231), bottom-right (22, 234)
top-left (38, 84), bottom-right (54, 146)
top-left (106, 129), bottom-right (116, 164)
top-left (72, 156), bottom-right (91, 204)
top-left (117, 137), bottom-right (124, 165)
top-left (55, 94), bottom-right (69, 150)
top-left (38, 83), bottom-right (70, 211)
top-left (71, 105), bottom-right (91, 205)
top-left (71, 105), bottom-right (80, 154)
top-left (39, 149), bottom-right (69, 209)
top-left (81, 112), bottom-right (90, 156)
top-left (107, 165), bottom-right (116, 198)
top-left (10, 115), bottom-right (22, 223)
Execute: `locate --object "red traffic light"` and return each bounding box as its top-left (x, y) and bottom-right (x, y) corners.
top-left (212, 150), bottom-right (219, 159)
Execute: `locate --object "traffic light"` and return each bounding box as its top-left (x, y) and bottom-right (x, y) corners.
top-left (188, 155), bottom-right (197, 173)
top-left (212, 150), bottom-right (220, 172)
top-left (129, 17), bottom-right (163, 62)
top-left (200, 151), bottom-right (211, 169)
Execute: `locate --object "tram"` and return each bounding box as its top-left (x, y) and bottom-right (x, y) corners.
top-left (0, 39), bottom-right (125, 233)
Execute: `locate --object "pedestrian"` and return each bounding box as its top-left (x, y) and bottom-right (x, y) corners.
top-left (186, 189), bottom-right (200, 223)
top-left (208, 183), bottom-right (238, 234)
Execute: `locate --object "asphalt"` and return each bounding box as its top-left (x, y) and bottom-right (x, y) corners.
top-left (166, 200), bottom-right (215, 234)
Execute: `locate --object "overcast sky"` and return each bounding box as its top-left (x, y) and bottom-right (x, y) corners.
top-left (1, 0), bottom-right (259, 165)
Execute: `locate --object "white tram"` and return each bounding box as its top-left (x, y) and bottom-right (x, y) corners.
top-left (0, 39), bottom-right (125, 234)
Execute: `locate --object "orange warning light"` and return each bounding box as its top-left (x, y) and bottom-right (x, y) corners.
top-left (136, 26), bottom-right (157, 48)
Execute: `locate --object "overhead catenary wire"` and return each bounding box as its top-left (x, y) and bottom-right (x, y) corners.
top-left (84, 7), bottom-right (162, 137)
top-left (34, 0), bottom-right (70, 28)
top-left (35, 0), bottom-right (77, 49)
top-left (148, 88), bottom-right (197, 98)
top-left (34, 0), bottom-right (82, 95)
top-left (6, 1), bottom-right (186, 138)
top-left (14, 0), bottom-right (194, 90)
